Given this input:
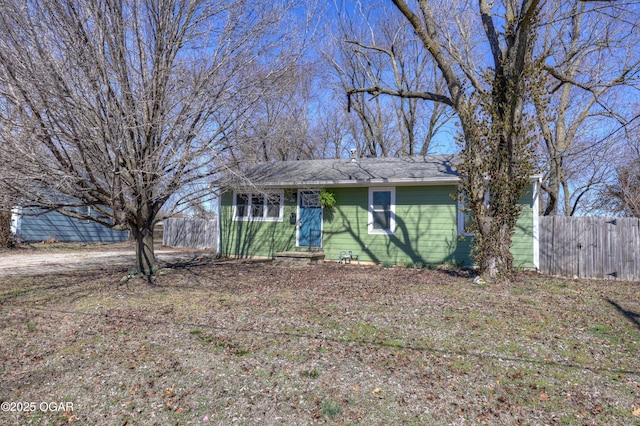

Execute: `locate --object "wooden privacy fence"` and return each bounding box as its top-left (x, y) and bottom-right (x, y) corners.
top-left (539, 216), bottom-right (640, 281)
top-left (162, 217), bottom-right (217, 250)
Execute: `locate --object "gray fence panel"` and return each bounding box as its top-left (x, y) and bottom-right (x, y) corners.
top-left (162, 218), bottom-right (217, 250)
top-left (539, 216), bottom-right (639, 281)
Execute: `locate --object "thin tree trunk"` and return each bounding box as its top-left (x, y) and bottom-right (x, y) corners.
top-left (543, 154), bottom-right (563, 216)
top-left (0, 211), bottom-right (11, 248)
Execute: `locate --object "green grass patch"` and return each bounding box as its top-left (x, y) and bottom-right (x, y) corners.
top-left (589, 323), bottom-right (621, 345)
top-left (321, 399), bottom-right (343, 420)
top-left (301, 369), bottom-right (320, 379)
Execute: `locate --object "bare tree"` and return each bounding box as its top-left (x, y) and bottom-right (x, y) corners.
top-left (0, 124), bottom-right (13, 247)
top-left (231, 63), bottom-right (319, 164)
top-left (327, 39), bottom-right (396, 157)
top-left (0, 194), bottom-right (12, 248)
top-left (311, 105), bottom-right (352, 159)
top-left (325, 3), bottom-right (452, 158)
top-left (598, 119), bottom-right (640, 217)
top-left (339, 0), bottom-right (640, 278)
top-left (0, 0), bottom-right (309, 275)
top-left (608, 163), bottom-right (640, 218)
top-left (342, 0), bottom-right (540, 279)
top-left (533, 0), bottom-right (640, 216)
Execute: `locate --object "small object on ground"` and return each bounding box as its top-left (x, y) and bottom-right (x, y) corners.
top-left (473, 276), bottom-right (486, 285)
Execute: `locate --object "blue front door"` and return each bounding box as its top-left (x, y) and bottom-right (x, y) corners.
top-left (298, 190), bottom-right (322, 248)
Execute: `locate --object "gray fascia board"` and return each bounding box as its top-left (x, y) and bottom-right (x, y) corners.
top-left (251, 176), bottom-right (461, 189)
top-left (230, 174), bottom-right (542, 190)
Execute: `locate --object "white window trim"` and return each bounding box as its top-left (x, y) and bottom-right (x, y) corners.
top-left (457, 196), bottom-right (474, 237)
top-left (82, 206), bottom-right (91, 223)
top-left (10, 206), bottom-right (22, 234)
top-left (232, 190), bottom-right (284, 222)
top-left (532, 180), bottom-right (540, 269)
top-left (457, 191), bottom-right (490, 237)
top-left (368, 187), bottom-right (395, 235)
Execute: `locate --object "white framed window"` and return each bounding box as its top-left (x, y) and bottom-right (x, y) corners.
top-left (457, 191), bottom-right (489, 236)
top-left (457, 197), bottom-right (474, 237)
top-left (233, 191), bottom-right (283, 222)
top-left (72, 205), bottom-right (91, 223)
top-left (368, 187), bottom-right (395, 235)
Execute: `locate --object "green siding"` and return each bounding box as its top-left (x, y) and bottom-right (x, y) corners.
top-left (512, 187), bottom-right (536, 269)
top-left (323, 186), bottom-right (470, 265)
top-left (220, 185), bottom-right (537, 268)
top-left (219, 192), bottom-right (297, 258)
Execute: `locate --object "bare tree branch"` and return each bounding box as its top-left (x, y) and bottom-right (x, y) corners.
top-left (346, 86), bottom-right (453, 110)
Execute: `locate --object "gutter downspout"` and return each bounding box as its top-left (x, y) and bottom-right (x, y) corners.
top-left (532, 178), bottom-right (541, 270)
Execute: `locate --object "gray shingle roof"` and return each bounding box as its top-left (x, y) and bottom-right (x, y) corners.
top-left (225, 155), bottom-right (460, 189)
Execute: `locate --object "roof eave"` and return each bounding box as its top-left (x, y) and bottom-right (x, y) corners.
top-left (225, 174), bottom-right (541, 190)
top-left (248, 176), bottom-right (461, 189)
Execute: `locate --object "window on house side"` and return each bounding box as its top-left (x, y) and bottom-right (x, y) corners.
top-left (458, 206), bottom-right (474, 237)
top-left (235, 193), bottom-right (249, 218)
top-left (233, 191), bottom-right (283, 221)
top-left (265, 193), bottom-right (281, 218)
top-left (251, 194), bottom-right (264, 218)
top-left (368, 188), bottom-right (395, 235)
top-left (73, 205), bottom-right (91, 223)
top-left (458, 191), bottom-right (489, 237)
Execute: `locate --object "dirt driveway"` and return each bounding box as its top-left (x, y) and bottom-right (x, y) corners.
top-left (0, 244), bottom-right (215, 277)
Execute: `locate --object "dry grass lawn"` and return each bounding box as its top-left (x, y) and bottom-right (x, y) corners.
top-left (0, 260), bottom-right (639, 425)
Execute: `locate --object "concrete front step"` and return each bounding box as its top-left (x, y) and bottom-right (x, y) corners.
top-left (275, 251), bottom-right (325, 265)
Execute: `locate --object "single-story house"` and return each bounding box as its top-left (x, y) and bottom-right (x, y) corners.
top-left (218, 155), bottom-right (540, 269)
top-left (11, 205), bottom-right (129, 243)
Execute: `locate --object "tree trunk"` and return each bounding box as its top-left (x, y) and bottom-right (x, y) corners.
top-left (473, 211), bottom-right (515, 281)
top-left (130, 223), bottom-right (156, 276)
top-left (483, 257), bottom-right (497, 279)
top-left (543, 154), bottom-right (564, 216)
top-left (0, 210), bottom-right (11, 248)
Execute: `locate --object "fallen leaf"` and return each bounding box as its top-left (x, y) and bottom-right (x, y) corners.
top-left (372, 387), bottom-right (381, 395)
top-left (539, 391), bottom-right (549, 401)
top-left (632, 407), bottom-right (640, 417)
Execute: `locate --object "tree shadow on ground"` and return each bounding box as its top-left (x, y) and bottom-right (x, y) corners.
top-left (160, 255), bottom-right (220, 270)
top-left (606, 298), bottom-right (640, 332)
top-left (27, 303), bottom-right (640, 377)
top-left (437, 267), bottom-right (477, 279)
